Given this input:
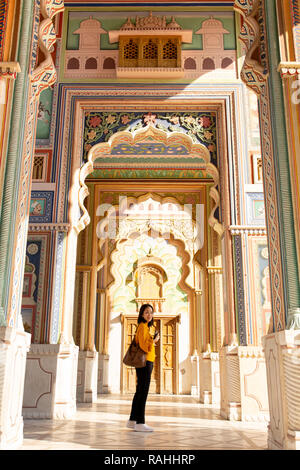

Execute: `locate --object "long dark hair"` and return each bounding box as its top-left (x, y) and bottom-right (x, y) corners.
top-left (137, 303), bottom-right (154, 327)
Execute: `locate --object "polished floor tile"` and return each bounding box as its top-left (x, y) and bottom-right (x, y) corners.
top-left (21, 394), bottom-right (268, 450)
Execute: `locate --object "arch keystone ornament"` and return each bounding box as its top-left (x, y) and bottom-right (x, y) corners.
top-left (235, 0), bottom-right (300, 449)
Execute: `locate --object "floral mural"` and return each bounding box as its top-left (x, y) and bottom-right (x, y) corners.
top-left (83, 111), bottom-right (217, 164)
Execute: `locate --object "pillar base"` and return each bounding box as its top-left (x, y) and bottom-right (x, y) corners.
top-left (77, 350), bottom-right (98, 402)
top-left (22, 342), bottom-right (79, 419)
top-left (199, 352), bottom-right (220, 405)
top-left (98, 354), bottom-right (109, 394)
top-left (219, 345), bottom-right (269, 422)
top-left (263, 329), bottom-right (300, 450)
top-left (0, 326), bottom-right (31, 449)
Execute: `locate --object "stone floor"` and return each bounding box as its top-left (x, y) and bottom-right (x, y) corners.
top-left (21, 394), bottom-right (269, 451)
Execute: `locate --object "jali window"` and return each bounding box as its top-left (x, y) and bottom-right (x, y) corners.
top-left (119, 36), bottom-right (181, 68)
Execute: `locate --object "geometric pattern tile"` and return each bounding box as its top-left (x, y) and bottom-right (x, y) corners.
top-left (22, 394), bottom-right (268, 451)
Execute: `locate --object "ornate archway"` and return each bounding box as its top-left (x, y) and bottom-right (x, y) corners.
top-left (103, 206), bottom-right (197, 394)
top-left (77, 123), bottom-right (223, 237)
top-left (72, 119), bottom-right (227, 395)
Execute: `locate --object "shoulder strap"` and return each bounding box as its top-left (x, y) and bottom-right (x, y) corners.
top-left (135, 322), bottom-right (142, 344)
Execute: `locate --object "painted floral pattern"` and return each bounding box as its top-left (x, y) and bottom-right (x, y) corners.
top-left (83, 111), bottom-right (217, 164)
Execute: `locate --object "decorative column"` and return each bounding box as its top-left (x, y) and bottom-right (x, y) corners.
top-left (220, 228), bottom-right (270, 421)
top-left (197, 186), bottom-right (223, 404)
top-left (191, 289), bottom-right (202, 397)
top-left (19, 1), bottom-right (79, 420)
top-left (0, 0), bottom-right (36, 449)
top-left (220, 343), bottom-right (269, 422)
top-left (0, 0), bottom-right (65, 446)
top-left (75, 186), bottom-right (98, 403)
top-left (22, 227), bottom-right (79, 418)
top-left (277, 0), bottom-right (300, 274)
top-left (198, 266), bottom-right (223, 406)
top-left (200, 346), bottom-right (220, 405)
top-left (0, 58), bottom-right (29, 450)
top-left (234, 0), bottom-right (300, 448)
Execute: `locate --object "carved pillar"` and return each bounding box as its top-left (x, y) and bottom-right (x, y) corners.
top-left (0, 0), bottom-right (65, 446)
top-left (263, 330), bottom-right (300, 449)
top-left (276, 0), bottom-right (300, 286)
top-left (199, 263), bottom-right (223, 406)
top-left (20, 1), bottom-right (79, 420)
top-left (220, 344), bottom-right (269, 422)
top-left (73, 186), bottom-right (99, 403)
top-left (234, 0), bottom-right (300, 446)
top-left (76, 187), bottom-right (98, 403)
top-left (0, 6), bottom-right (32, 444)
top-left (0, 327), bottom-right (30, 449)
top-left (200, 347), bottom-right (220, 405)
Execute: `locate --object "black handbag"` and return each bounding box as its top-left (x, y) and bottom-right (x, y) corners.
top-left (123, 338), bottom-right (146, 368)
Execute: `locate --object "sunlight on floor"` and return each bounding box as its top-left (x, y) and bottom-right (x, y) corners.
top-left (22, 394), bottom-right (268, 450)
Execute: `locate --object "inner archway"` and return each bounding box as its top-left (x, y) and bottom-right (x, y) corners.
top-left (109, 232), bottom-right (191, 394)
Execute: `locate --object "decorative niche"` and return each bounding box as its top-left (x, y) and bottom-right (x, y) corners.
top-left (108, 12), bottom-right (193, 78)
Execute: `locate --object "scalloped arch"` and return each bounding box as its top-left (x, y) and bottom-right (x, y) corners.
top-left (108, 233), bottom-right (194, 309)
top-left (77, 123), bottom-right (223, 236)
top-left (97, 192), bottom-right (200, 258)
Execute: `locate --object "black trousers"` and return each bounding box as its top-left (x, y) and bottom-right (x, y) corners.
top-left (129, 361), bottom-right (153, 424)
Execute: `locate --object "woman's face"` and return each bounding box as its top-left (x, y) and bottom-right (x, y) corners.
top-left (142, 306), bottom-right (153, 323)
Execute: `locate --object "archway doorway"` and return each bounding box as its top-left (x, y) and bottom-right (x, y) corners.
top-left (74, 180), bottom-right (224, 397)
top-left (72, 122), bottom-right (225, 398)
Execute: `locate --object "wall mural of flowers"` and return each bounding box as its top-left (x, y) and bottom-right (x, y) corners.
top-left (83, 111), bottom-right (217, 164)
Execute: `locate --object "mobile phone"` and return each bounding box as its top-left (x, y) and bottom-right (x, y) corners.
top-left (154, 331), bottom-right (159, 339)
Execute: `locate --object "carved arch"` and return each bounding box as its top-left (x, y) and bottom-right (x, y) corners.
top-left (77, 123), bottom-right (223, 237)
top-left (108, 232), bottom-right (194, 300)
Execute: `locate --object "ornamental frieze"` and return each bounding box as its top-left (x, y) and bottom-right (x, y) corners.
top-left (83, 111), bottom-right (217, 164)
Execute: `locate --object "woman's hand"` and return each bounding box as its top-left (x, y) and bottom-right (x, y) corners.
top-left (153, 333), bottom-right (160, 344)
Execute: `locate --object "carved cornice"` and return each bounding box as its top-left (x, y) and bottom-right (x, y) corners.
top-left (207, 266), bottom-right (222, 274)
top-left (229, 225), bottom-right (267, 235)
top-left (237, 346), bottom-right (265, 358)
top-left (278, 62), bottom-right (300, 78)
top-left (29, 223), bottom-right (70, 232)
top-left (0, 61), bottom-right (21, 79)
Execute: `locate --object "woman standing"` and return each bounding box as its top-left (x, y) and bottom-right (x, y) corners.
top-left (127, 304), bottom-right (160, 432)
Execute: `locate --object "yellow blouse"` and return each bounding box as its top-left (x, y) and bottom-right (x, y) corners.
top-left (135, 322), bottom-right (155, 363)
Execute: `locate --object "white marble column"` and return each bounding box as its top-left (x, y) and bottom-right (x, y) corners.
top-left (0, 327), bottom-right (30, 449)
top-left (263, 329), bottom-right (300, 449)
top-left (77, 350), bottom-right (98, 402)
top-left (98, 354), bottom-right (110, 393)
top-left (219, 345), bottom-right (269, 422)
top-left (199, 350), bottom-right (220, 405)
top-left (22, 342), bottom-right (78, 419)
